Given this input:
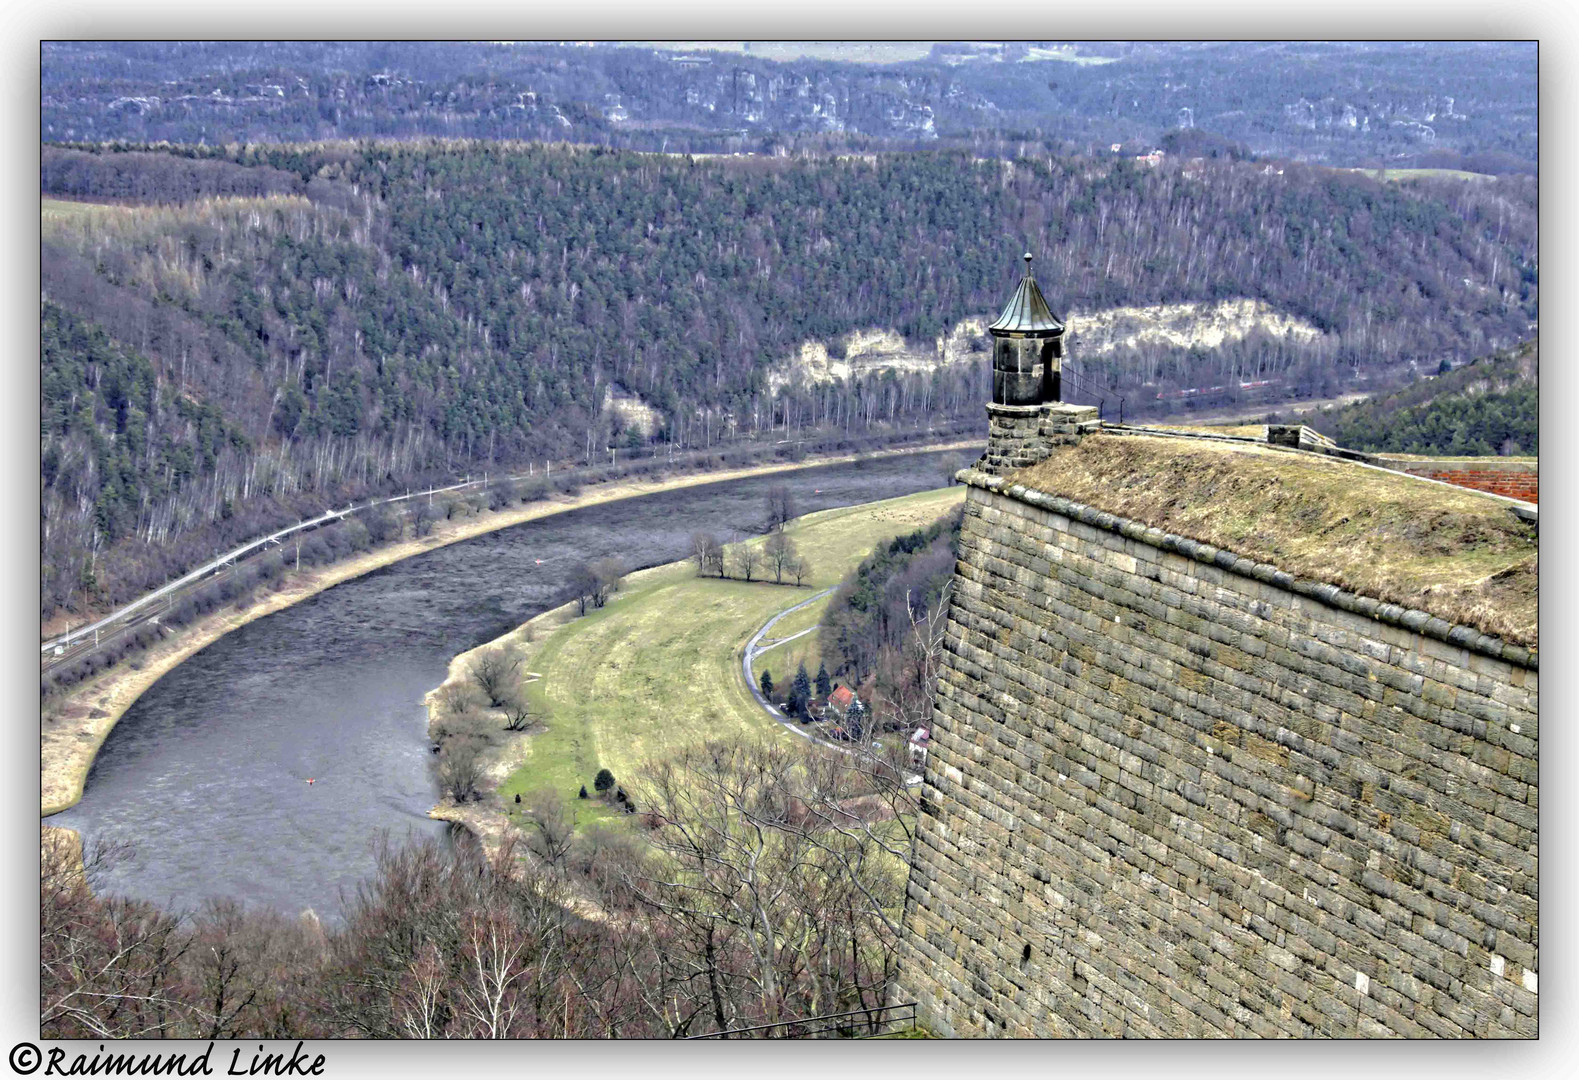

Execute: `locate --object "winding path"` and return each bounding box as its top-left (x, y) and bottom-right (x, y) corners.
top-left (740, 586), bottom-right (860, 756)
top-left (742, 591), bottom-right (922, 787)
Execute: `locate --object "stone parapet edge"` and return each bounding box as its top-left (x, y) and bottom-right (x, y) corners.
top-left (957, 466), bottom-right (1537, 671)
top-left (1376, 456), bottom-right (1539, 475)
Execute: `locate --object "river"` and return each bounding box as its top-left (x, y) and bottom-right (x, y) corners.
top-left (48, 450), bottom-right (962, 919)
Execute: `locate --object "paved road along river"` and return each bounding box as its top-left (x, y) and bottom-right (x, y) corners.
top-left (49, 451), bottom-right (961, 920)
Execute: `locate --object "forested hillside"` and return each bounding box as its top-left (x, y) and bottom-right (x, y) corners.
top-left (40, 141), bottom-right (1536, 623)
top-left (1293, 340), bottom-right (1538, 456)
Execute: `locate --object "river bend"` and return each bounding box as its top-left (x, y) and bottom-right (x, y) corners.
top-left (50, 452), bottom-right (959, 918)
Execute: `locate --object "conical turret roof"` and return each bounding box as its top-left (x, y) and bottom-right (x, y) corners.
top-left (989, 253), bottom-right (1064, 335)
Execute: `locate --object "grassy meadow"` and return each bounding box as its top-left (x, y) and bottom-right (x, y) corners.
top-left (487, 486), bottom-right (964, 831)
top-left (1338, 167), bottom-right (1498, 184)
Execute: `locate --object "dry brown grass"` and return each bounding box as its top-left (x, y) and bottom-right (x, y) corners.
top-left (1140, 423), bottom-right (1268, 439)
top-left (1013, 435), bottom-right (1537, 645)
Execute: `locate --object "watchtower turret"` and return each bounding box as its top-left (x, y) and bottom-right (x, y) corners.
top-left (976, 254), bottom-right (1096, 477)
top-left (989, 253), bottom-right (1065, 406)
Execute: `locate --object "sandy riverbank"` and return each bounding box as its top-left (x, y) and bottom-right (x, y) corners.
top-left (42, 438), bottom-right (976, 818)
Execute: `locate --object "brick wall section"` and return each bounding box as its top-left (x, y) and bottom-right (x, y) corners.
top-left (1374, 458), bottom-right (1537, 504)
top-left (1410, 469), bottom-right (1537, 503)
top-left (895, 477), bottom-right (1538, 1038)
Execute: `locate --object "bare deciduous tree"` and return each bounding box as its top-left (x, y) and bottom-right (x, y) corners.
top-left (620, 738), bottom-right (909, 1036)
top-left (590, 557), bottom-right (625, 607)
top-left (41, 831), bottom-right (327, 1040)
top-left (873, 582), bottom-right (953, 738)
top-left (765, 485), bottom-right (797, 533)
top-left (430, 702), bottom-right (502, 749)
top-left (439, 736), bottom-right (487, 802)
top-left (412, 501), bottom-right (439, 538)
top-left (729, 544), bottom-right (761, 583)
top-left (41, 832), bottom-right (194, 1039)
top-left (570, 561), bottom-right (599, 615)
top-left (763, 531), bottom-right (799, 584)
top-left (324, 835), bottom-right (596, 1038)
top-left (522, 792), bottom-right (575, 870)
top-left (393, 942), bottom-right (447, 1038)
top-left (488, 481), bottom-right (519, 512)
top-left (469, 646), bottom-right (523, 708)
top-left (690, 531), bottom-right (725, 577)
top-left (359, 505), bottom-right (401, 545)
top-left (500, 690), bottom-right (536, 733)
top-left (436, 681), bottom-right (478, 717)
top-left (571, 557), bottom-right (625, 613)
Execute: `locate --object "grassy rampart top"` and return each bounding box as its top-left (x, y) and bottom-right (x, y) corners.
top-left (1011, 434), bottom-right (1537, 646)
top-left (1138, 423), bottom-right (1268, 439)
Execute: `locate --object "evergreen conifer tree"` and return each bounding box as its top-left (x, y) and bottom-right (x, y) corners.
top-left (792, 662), bottom-right (812, 718)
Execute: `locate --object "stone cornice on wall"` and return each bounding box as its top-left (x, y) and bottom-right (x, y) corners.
top-left (958, 466), bottom-right (1537, 671)
top-left (1374, 456), bottom-right (1539, 474)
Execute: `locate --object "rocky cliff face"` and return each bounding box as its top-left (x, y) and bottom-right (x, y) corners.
top-left (770, 300), bottom-right (1324, 391)
top-left (1067, 298), bottom-right (1323, 356)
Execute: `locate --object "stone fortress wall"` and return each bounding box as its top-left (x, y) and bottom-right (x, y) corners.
top-left (893, 450), bottom-right (1539, 1038)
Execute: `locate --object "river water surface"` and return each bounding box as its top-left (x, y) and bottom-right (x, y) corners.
top-left (50, 451), bottom-right (961, 919)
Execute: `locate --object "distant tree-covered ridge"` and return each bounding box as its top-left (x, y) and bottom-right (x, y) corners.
top-left (41, 141), bottom-right (1534, 622)
top-left (40, 41), bottom-right (1537, 172)
top-left (1293, 340), bottom-right (1537, 457)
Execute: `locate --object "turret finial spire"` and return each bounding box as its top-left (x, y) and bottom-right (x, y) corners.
top-left (989, 254), bottom-right (1063, 337)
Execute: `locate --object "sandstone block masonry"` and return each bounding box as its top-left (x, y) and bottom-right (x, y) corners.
top-left (981, 403), bottom-right (1100, 475)
top-left (895, 476), bottom-right (1538, 1038)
